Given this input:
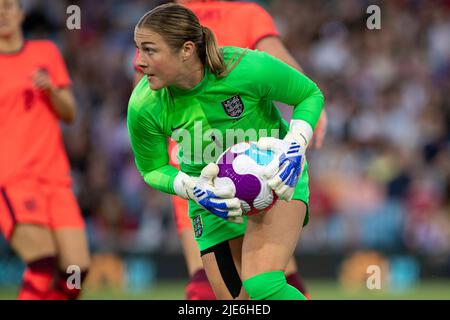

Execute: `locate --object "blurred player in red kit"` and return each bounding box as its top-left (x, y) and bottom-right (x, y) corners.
top-left (0, 0), bottom-right (90, 299)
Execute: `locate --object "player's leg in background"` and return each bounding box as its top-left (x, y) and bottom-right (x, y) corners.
top-left (47, 228), bottom-right (90, 300)
top-left (0, 181), bottom-right (59, 300)
top-left (201, 236), bottom-right (249, 300)
top-left (285, 257), bottom-right (311, 299)
top-left (9, 224), bottom-right (58, 300)
top-left (179, 229), bottom-right (204, 276)
top-left (179, 228), bottom-right (217, 300)
top-left (45, 185), bottom-right (90, 300)
top-left (174, 194), bottom-right (216, 300)
top-left (241, 200), bottom-right (308, 300)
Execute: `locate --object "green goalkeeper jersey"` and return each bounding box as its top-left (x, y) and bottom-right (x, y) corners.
top-left (127, 46), bottom-right (324, 195)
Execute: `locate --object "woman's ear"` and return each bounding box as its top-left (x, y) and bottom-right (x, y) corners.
top-left (181, 41), bottom-right (196, 61)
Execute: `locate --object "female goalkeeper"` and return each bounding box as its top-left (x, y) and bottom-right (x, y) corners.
top-left (128, 3), bottom-right (324, 300)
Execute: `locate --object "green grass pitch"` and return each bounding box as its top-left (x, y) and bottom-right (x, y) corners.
top-left (0, 279), bottom-right (449, 300)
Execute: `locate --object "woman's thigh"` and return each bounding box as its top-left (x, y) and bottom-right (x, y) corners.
top-left (241, 200), bottom-right (306, 281)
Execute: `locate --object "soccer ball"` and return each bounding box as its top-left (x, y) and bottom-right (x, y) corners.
top-left (215, 141), bottom-right (277, 215)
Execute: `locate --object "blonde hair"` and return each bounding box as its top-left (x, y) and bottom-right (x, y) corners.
top-left (136, 3), bottom-right (244, 77)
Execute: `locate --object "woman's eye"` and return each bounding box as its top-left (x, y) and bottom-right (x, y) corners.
top-left (144, 48), bottom-right (155, 54)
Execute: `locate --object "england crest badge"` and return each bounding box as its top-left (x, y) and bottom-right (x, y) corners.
top-left (221, 95), bottom-right (244, 118)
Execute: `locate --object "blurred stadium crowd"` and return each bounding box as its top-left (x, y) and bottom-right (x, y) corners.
top-left (9, 0), bottom-right (450, 258)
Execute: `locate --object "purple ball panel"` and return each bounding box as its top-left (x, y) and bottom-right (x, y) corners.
top-left (217, 149), bottom-right (261, 207)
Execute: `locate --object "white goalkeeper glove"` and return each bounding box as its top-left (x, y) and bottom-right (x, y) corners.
top-left (173, 163), bottom-right (243, 223)
top-left (257, 120), bottom-right (313, 202)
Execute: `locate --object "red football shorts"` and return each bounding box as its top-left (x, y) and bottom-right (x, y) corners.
top-left (0, 178), bottom-right (85, 241)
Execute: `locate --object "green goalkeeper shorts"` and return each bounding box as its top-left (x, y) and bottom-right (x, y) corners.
top-left (189, 162), bottom-right (310, 252)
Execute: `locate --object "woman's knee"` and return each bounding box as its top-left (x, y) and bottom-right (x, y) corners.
top-left (243, 270), bottom-right (306, 300)
top-left (10, 224), bottom-right (57, 262)
top-left (243, 271), bottom-right (285, 300)
top-left (54, 228), bottom-right (91, 270)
